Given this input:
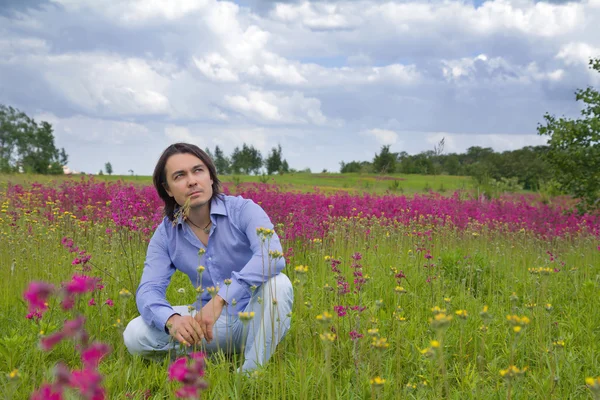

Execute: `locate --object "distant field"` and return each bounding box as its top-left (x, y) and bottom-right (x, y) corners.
top-left (0, 172), bottom-right (474, 195)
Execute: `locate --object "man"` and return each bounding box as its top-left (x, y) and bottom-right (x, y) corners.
top-left (123, 143), bottom-right (293, 372)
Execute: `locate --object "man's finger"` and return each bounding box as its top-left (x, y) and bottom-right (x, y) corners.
top-left (205, 322), bottom-right (214, 342)
top-left (189, 318), bottom-right (204, 342)
top-left (184, 319), bottom-right (201, 344)
top-left (175, 332), bottom-right (190, 347)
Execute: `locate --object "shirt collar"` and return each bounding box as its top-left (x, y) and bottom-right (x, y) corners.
top-left (175, 195), bottom-right (227, 225)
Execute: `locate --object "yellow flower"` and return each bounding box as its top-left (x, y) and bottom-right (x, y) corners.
top-left (238, 311), bottom-right (255, 322)
top-left (316, 311), bottom-right (332, 323)
top-left (197, 265), bottom-right (205, 273)
top-left (367, 328), bottom-right (379, 337)
top-left (8, 369), bottom-right (19, 379)
top-left (294, 265), bottom-right (309, 274)
top-left (430, 340), bottom-right (440, 348)
top-left (371, 337), bottom-right (390, 350)
top-left (319, 333), bottom-right (336, 342)
top-left (119, 288), bottom-right (132, 298)
top-left (370, 376), bottom-right (386, 387)
top-left (455, 309), bottom-right (468, 319)
top-left (500, 365), bottom-right (527, 379)
top-left (394, 286), bottom-right (407, 294)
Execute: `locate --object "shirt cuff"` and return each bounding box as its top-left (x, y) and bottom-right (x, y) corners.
top-left (151, 306), bottom-right (178, 333)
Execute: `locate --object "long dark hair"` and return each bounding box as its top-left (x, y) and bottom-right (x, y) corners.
top-left (153, 143), bottom-right (222, 221)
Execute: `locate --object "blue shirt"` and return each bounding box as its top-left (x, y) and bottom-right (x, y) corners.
top-left (136, 194), bottom-right (286, 331)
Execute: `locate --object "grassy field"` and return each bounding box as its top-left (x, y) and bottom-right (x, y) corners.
top-left (1, 176), bottom-right (599, 399)
top-left (0, 171), bottom-right (472, 195)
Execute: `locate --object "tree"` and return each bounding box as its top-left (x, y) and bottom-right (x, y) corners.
top-left (265, 144), bottom-right (283, 175)
top-left (432, 137), bottom-right (445, 177)
top-left (213, 146), bottom-right (230, 175)
top-left (105, 162), bottom-right (113, 175)
top-left (0, 104), bottom-right (66, 174)
top-left (372, 145), bottom-right (397, 173)
top-left (230, 143), bottom-right (263, 175)
top-left (538, 57), bottom-right (600, 213)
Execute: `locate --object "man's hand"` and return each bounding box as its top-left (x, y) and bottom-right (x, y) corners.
top-left (195, 295), bottom-right (226, 343)
top-left (166, 314), bottom-right (204, 347)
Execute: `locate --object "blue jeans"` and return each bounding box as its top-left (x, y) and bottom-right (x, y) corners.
top-left (123, 273), bottom-right (293, 372)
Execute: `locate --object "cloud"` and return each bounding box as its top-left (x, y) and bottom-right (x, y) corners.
top-left (1, 0), bottom-right (600, 175)
top-left (364, 129), bottom-right (399, 145)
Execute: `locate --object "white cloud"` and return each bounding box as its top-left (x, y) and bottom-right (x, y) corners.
top-left (364, 129), bottom-right (398, 145)
top-left (165, 126), bottom-right (195, 143)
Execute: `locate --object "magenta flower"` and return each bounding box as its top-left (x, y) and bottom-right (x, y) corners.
top-left (40, 332), bottom-right (66, 351)
top-left (64, 275), bottom-right (102, 295)
top-left (168, 358), bottom-right (188, 382)
top-left (23, 281), bottom-right (55, 317)
top-left (30, 383), bottom-right (63, 400)
top-left (88, 298), bottom-right (96, 306)
top-left (349, 330), bottom-right (363, 340)
top-left (81, 343), bottom-right (111, 369)
top-left (104, 299), bottom-right (114, 307)
top-left (70, 368), bottom-right (105, 400)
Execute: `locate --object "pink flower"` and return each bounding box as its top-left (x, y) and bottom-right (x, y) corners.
top-left (168, 358), bottom-right (188, 382)
top-left (81, 343), bottom-right (111, 369)
top-left (104, 299), bottom-right (114, 307)
top-left (70, 368), bottom-right (105, 400)
top-left (334, 305), bottom-right (347, 317)
top-left (349, 330), bottom-right (363, 340)
top-left (64, 274), bottom-right (102, 295)
top-left (88, 298), bottom-right (96, 306)
top-left (23, 282), bottom-right (55, 316)
top-left (31, 383), bottom-right (63, 400)
top-left (40, 332), bottom-right (66, 351)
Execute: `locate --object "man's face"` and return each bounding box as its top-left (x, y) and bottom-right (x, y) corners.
top-left (163, 153), bottom-right (214, 209)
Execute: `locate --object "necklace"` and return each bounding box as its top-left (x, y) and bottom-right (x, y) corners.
top-left (186, 218), bottom-right (212, 234)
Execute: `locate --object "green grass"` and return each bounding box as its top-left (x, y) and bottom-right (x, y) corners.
top-left (0, 172), bottom-right (472, 195)
top-left (0, 199), bottom-right (599, 399)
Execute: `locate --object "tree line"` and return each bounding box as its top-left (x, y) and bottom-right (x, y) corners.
top-left (0, 105), bottom-right (68, 174)
top-left (204, 143), bottom-right (290, 176)
top-left (340, 144), bottom-right (551, 191)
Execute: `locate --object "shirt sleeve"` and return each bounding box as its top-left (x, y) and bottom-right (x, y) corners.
top-left (218, 199), bottom-right (286, 304)
top-left (136, 222), bottom-right (177, 331)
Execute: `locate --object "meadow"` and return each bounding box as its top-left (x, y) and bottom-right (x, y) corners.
top-left (0, 175), bottom-right (599, 399)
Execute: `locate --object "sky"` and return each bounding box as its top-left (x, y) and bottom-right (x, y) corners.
top-left (1, 0), bottom-right (599, 175)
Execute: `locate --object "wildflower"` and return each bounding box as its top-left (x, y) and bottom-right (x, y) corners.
top-left (177, 288), bottom-right (186, 294)
top-left (333, 305), bottom-right (347, 317)
top-left (81, 342), bottom-right (111, 369)
top-left (430, 340), bottom-right (440, 348)
top-left (198, 248), bottom-right (206, 257)
top-left (8, 369), bottom-right (19, 379)
top-left (431, 306), bottom-right (446, 315)
top-left (545, 303), bottom-right (553, 312)
top-left (196, 266), bottom-right (205, 273)
top-left (23, 281), bottom-right (55, 317)
top-left (370, 376), bottom-right (386, 387)
top-left (88, 298), bottom-right (96, 306)
top-left (206, 286), bottom-right (219, 297)
top-left (320, 333), bottom-right (336, 342)
top-left (500, 365), bottom-right (527, 380)
top-left (525, 302), bottom-right (536, 309)
top-left (553, 340), bottom-right (565, 348)
top-left (394, 286), bottom-right (407, 294)
top-left (375, 299), bottom-right (384, 308)
top-left (371, 337), bottom-right (390, 349)
top-left (316, 311), bottom-right (332, 324)
top-left (238, 312), bottom-right (255, 322)
top-left (444, 297), bottom-right (452, 304)
top-left (104, 299), bottom-right (114, 307)
top-left (367, 328), bottom-right (379, 337)
top-left (119, 288), bottom-right (132, 298)
top-left (294, 265), bottom-right (309, 274)
top-left (455, 309), bottom-right (468, 319)
top-left (224, 279), bottom-right (232, 286)
top-left (430, 313), bottom-right (453, 330)
top-left (509, 292), bottom-right (519, 303)
top-left (269, 250), bottom-right (283, 259)
top-left (349, 330), bottom-right (363, 340)
top-left (586, 377), bottom-right (600, 393)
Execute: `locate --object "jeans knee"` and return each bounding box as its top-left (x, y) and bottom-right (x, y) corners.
top-left (274, 273), bottom-right (294, 304)
top-left (123, 318), bottom-right (143, 355)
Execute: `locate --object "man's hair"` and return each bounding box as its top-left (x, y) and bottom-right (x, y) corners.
top-left (153, 142), bottom-right (222, 221)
